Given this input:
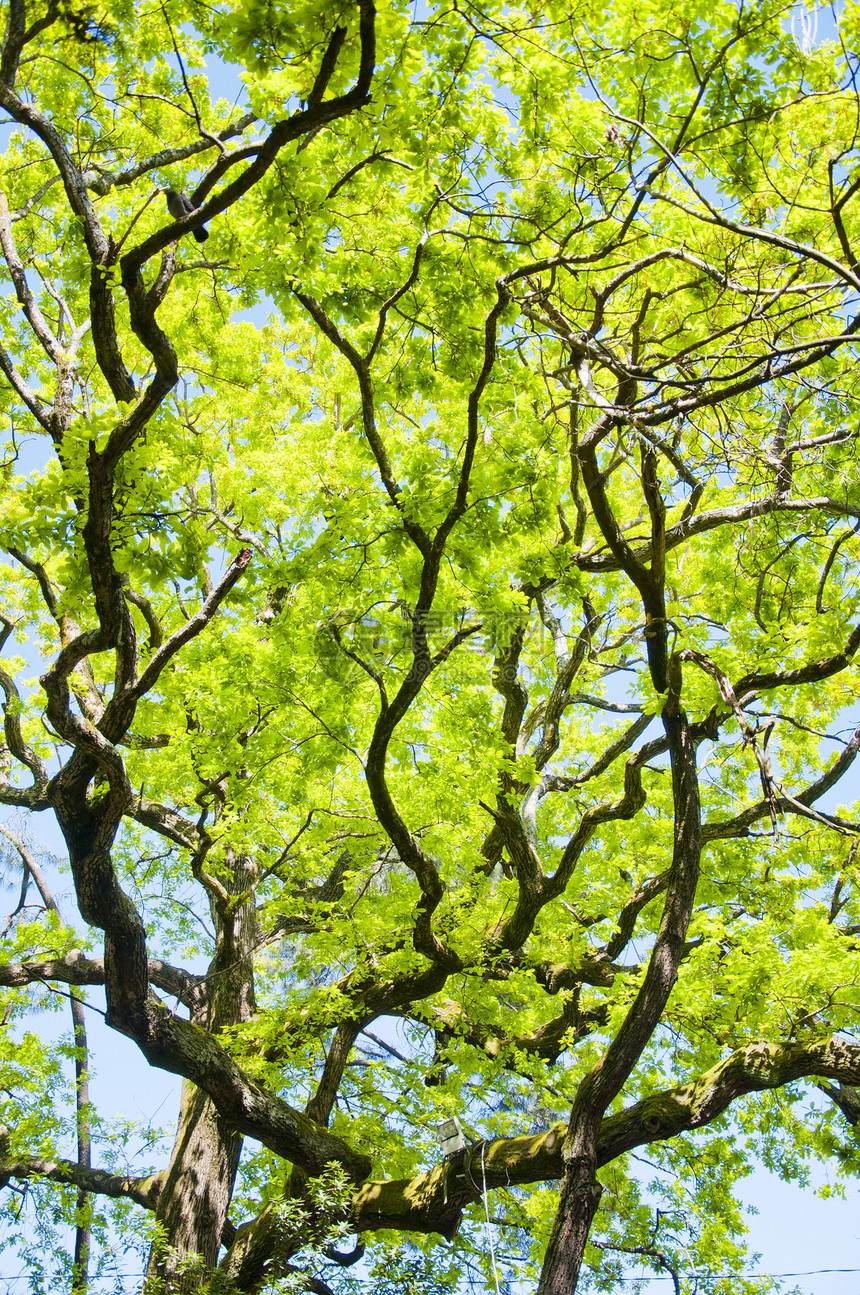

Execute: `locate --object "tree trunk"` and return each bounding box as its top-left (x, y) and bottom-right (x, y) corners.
top-left (145, 1083), bottom-right (243, 1291)
top-left (145, 849), bottom-right (258, 1291)
top-left (537, 1157), bottom-right (603, 1295)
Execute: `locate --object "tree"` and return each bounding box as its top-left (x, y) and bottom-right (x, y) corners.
top-left (1, 0), bottom-right (860, 1289)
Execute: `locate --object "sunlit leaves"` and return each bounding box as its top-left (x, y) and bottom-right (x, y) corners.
top-left (3, 0), bottom-right (860, 1289)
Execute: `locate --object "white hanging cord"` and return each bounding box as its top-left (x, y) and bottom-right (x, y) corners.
top-left (791, 4), bottom-right (819, 56)
top-left (481, 1141), bottom-right (502, 1295)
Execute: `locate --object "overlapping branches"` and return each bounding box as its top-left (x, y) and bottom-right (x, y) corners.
top-left (2, 2), bottom-right (860, 1291)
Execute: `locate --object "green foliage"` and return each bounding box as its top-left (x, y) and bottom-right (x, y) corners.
top-left (1, 0), bottom-right (860, 1291)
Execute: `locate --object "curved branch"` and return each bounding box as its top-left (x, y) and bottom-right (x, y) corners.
top-left (0, 636), bottom-right (49, 806)
top-left (135, 996), bottom-right (373, 1182)
top-left (734, 622), bottom-right (860, 699)
top-left (0, 948), bottom-right (206, 1014)
top-left (576, 495), bottom-right (860, 576)
top-left (83, 112), bottom-right (258, 196)
top-left (0, 1142), bottom-right (163, 1212)
top-left (122, 2), bottom-right (376, 272)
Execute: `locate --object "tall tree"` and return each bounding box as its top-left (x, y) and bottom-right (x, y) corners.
top-left (2, 0), bottom-right (860, 1290)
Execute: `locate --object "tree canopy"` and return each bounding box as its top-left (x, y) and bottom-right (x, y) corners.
top-left (2, 0), bottom-right (860, 1290)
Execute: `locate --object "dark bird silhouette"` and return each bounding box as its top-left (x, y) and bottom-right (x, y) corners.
top-left (162, 187), bottom-right (208, 243)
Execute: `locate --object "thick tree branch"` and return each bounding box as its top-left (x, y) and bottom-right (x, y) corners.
top-left (0, 1139), bottom-right (162, 1211)
top-left (122, 3), bottom-right (376, 270)
top-left (352, 1035), bottom-right (860, 1236)
top-left (0, 948), bottom-right (206, 1013)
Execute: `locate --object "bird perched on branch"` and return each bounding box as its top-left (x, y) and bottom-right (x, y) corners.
top-left (161, 187), bottom-right (208, 243)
